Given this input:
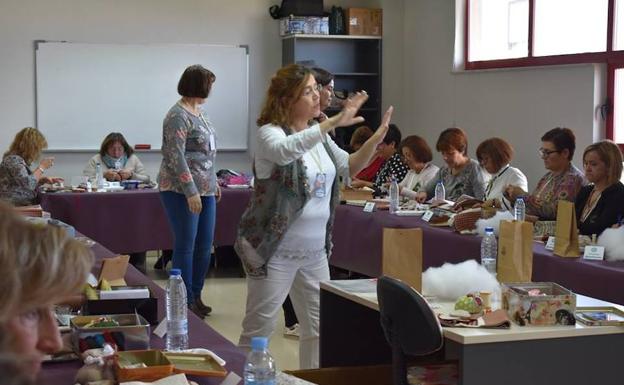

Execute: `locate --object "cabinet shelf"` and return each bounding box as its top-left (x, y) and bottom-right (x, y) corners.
top-left (333, 72), bottom-right (378, 77)
top-left (282, 34), bottom-right (382, 40)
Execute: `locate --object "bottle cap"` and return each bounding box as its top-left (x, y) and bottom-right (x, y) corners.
top-left (485, 226), bottom-right (494, 233)
top-left (250, 336), bottom-right (268, 351)
top-left (169, 268), bottom-right (181, 276)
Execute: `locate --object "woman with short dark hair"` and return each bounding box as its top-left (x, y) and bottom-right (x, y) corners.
top-left (575, 140), bottom-right (624, 236)
top-left (476, 137), bottom-right (527, 207)
top-left (158, 64), bottom-right (220, 318)
top-left (416, 127), bottom-right (485, 202)
top-left (506, 127), bottom-right (586, 220)
top-left (83, 132), bottom-right (149, 182)
top-left (397, 135), bottom-right (438, 199)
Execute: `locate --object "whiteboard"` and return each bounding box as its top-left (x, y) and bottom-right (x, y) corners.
top-left (36, 42), bottom-right (249, 151)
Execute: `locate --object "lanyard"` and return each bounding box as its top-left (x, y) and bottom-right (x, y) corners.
top-left (308, 145), bottom-right (324, 173)
top-left (485, 165), bottom-right (510, 198)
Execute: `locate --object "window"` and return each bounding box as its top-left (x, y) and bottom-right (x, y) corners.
top-left (533, 0), bottom-right (608, 56)
top-left (616, 0), bottom-right (624, 51)
top-left (468, 0), bottom-right (528, 61)
top-left (613, 67), bottom-right (624, 143)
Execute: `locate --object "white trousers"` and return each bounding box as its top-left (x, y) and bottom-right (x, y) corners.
top-left (238, 253), bottom-right (330, 369)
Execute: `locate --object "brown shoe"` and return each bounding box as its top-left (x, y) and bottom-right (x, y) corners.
top-left (188, 303), bottom-right (206, 319)
top-left (194, 297), bottom-right (212, 315)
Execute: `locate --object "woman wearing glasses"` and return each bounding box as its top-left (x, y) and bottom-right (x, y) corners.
top-left (236, 64), bottom-right (393, 369)
top-left (505, 127), bottom-right (586, 220)
top-left (476, 137), bottom-right (527, 209)
top-left (575, 140), bottom-right (624, 236)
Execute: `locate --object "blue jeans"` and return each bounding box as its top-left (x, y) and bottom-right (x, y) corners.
top-left (160, 191), bottom-right (216, 304)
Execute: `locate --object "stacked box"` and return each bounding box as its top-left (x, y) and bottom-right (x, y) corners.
top-left (346, 8), bottom-right (383, 36)
top-left (502, 282), bottom-right (576, 326)
top-left (280, 16), bottom-right (329, 36)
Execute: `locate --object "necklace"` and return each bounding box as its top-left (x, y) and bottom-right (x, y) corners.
top-left (580, 188), bottom-right (601, 223)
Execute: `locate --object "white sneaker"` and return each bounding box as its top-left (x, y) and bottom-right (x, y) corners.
top-left (284, 323), bottom-right (300, 338)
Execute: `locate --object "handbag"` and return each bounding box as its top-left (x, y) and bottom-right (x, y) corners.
top-left (269, 0), bottom-right (324, 19)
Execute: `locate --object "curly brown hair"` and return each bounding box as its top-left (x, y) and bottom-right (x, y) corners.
top-left (5, 127), bottom-right (48, 165)
top-left (257, 64), bottom-right (313, 127)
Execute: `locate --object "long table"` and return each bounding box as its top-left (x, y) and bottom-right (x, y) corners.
top-left (40, 188), bottom-right (253, 254)
top-left (320, 279), bottom-right (624, 385)
top-left (331, 205), bottom-right (624, 305)
top-left (39, 238), bottom-right (246, 384)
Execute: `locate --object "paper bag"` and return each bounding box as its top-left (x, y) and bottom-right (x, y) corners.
top-left (99, 254), bottom-right (130, 286)
top-left (554, 200), bottom-right (580, 257)
top-left (497, 220), bottom-right (534, 283)
top-left (382, 228), bottom-right (422, 291)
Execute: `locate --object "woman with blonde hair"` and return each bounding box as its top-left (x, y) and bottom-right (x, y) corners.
top-left (236, 64), bottom-right (393, 369)
top-left (0, 127), bottom-right (58, 206)
top-left (575, 140), bottom-right (624, 236)
top-left (0, 202), bottom-right (94, 379)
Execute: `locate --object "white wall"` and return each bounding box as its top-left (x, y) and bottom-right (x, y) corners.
top-left (0, 0), bottom-right (403, 181)
top-left (401, 0), bottom-right (606, 188)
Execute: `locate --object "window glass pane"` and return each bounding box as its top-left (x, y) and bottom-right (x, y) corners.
top-left (615, 69), bottom-right (624, 143)
top-left (534, 0), bottom-right (608, 56)
top-left (616, 0), bottom-right (624, 50)
top-left (469, 0), bottom-right (529, 61)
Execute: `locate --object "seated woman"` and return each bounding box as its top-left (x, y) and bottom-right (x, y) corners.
top-left (476, 137), bottom-right (527, 208)
top-left (416, 127), bottom-right (485, 202)
top-left (575, 140), bottom-right (624, 236)
top-left (0, 127), bottom-right (57, 206)
top-left (351, 126), bottom-right (384, 182)
top-left (506, 127), bottom-right (586, 220)
top-left (351, 124), bottom-right (409, 191)
top-left (84, 132), bottom-right (149, 182)
top-left (398, 135), bottom-right (438, 200)
top-left (0, 202), bottom-right (93, 380)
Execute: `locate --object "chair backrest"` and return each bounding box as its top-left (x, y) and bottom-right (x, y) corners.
top-left (377, 275), bottom-right (444, 356)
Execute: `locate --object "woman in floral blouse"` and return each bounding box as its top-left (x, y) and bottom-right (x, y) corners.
top-left (0, 127), bottom-right (57, 206)
top-left (506, 127), bottom-right (586, 221)
top-left (158, 65), bottom-right (220, 318)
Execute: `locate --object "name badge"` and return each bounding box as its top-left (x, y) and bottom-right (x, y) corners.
top-left (545, 236), bottom-right (556, 251)
top-left (363, 202), bottom-right (375, 212)
top-left (209, 134), bottom-right (216, 151)
top-left (313, 173), bottom-right (326, 198)
top-left (422, 210), bottom-right (434, 222)
top-left (583, 245), bottom-right (605, 261)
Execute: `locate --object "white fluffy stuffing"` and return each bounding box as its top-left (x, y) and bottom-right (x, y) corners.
top-left (422, 259), bottom-right (501, 300)
top-left (597, 227), bottom-right (624, 261)
top-left (475, 210), bottom-right (514, 236)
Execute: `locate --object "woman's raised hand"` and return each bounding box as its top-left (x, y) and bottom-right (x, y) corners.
top-left (330, 91), bottom-right (369, 129)
top-left (369, 106), bottom-right (394, 145)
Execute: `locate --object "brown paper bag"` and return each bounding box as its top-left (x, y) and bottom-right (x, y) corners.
top-left (382, 228), bottom-right (423, 291)
top-left (554, 200), bottom-right (580, 257)
top-left (497, 220), bottom-right (534, 283)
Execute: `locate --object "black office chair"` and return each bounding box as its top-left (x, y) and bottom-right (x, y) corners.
top-left (377, 276), bottom-right (455, 385)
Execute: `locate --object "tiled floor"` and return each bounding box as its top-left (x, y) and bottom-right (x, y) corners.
top-left (146, 254), bottom-right (301, 371)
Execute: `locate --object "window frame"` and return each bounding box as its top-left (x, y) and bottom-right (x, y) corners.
top-left (464, 0), bottom-right (624, 147)
top-left (464, 0), bottom-right (623, 71)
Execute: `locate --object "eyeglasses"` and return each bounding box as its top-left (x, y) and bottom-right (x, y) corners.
top-left (539, 148), bottom-right (560, 158)
top-left (301, 84), bottom-right (323, 97)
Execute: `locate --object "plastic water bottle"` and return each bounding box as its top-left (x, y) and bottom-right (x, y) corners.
top-left (95, 162), bottom-right (105, 190)
top-left (514, 197), bottom-right (526, 222)
top-left (480, 227), bottom-right (498, 276)
top-left (389, 176), bottom-right (399, 214)
top-left (434, 180), bottom-right (445, 201)
top-left (243, 337), bottom-right (276, 385)
top-left (166, 269), bottom-right (188, 351)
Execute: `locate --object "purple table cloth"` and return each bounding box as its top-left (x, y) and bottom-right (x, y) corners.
top-left (40, 188), bottom-right (254, 254)
top-left (39, 239), bottom-right (246, 385)
top-left (330, 205), bottom-right (624, 305)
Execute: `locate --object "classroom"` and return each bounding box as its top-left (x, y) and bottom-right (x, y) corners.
top-left (0, 0), bottom-right (623, 384)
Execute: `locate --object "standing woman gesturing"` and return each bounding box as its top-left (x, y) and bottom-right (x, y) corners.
top-left (236, 64), bottom-right (393, 368)
top-left (158, 65), bottom-right (220, 319)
